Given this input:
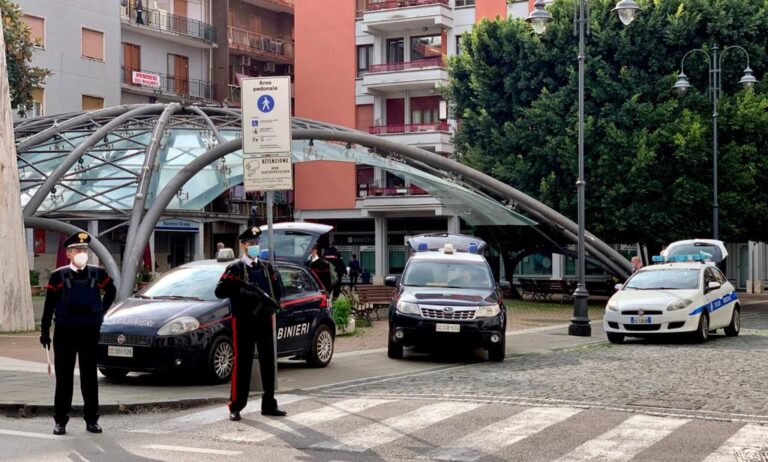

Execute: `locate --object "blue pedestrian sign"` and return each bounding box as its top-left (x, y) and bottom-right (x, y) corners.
top-left (241, 76), bottom-right (292, 155)
top-left (258, 95), bottom-right (275, 113)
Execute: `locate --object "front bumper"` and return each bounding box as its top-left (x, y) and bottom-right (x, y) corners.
top-left (97, 331), bottom-right (213, 372)
top-left (603, 309), bottom-right (700, 335)
top-left (390, 312), bottom-right (505, 348)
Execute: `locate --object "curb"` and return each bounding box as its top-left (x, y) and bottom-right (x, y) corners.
top-left (0, 397), bottom-right (228, 418)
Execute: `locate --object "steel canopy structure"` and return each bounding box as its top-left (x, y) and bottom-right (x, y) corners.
top-left (14, 104), bottom-right (632, 300)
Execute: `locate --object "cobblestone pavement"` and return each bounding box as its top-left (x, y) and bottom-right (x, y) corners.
top-left (313, 310), bottom-right (768, 424)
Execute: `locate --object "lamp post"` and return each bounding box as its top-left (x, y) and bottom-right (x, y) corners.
top-left (527, 0), bottom-right (639, 337)
top-left (674, 45), bottom-right (758, 241)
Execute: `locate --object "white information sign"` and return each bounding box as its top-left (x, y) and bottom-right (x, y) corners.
top-left (241, 76), bottom-right (292, 155)
top-left (132, 71), bottom-right (161, 88)
top-left (243, 156), bottom-right (293, 191)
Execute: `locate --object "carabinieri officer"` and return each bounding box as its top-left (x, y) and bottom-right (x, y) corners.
top-left (40, 232), bottom-right (116, 435)
top-left (215, 226), bottom-right (285, 421)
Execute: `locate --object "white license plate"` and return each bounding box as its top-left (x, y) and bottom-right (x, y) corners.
top-left (435, 323), bottom-right (460, 333)
top-left (107, 346), bottom-right (133, 358)
top-left (629, 315), bottom-right (652, 325)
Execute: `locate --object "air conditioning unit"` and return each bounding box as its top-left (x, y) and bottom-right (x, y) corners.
top-left (238, 56), bottom-right (251, 66)
top-left (264, 62), bottom-right (276, 72)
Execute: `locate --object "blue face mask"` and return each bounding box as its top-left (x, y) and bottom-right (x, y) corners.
top-left (246, 245), bottom-right (261, 258)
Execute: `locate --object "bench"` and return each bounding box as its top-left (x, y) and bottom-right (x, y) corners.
top-left (518, 278), bottom-right (576, 303)
top-left (353, 285), bottom-right (395, 323)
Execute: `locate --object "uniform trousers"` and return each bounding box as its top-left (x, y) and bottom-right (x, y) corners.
top-left (229, 310), bottom-right (277, 413)
top-left (53, 326), bottom-right (101, 425)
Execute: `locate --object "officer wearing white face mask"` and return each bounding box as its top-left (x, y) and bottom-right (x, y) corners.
top-left (40, 232), bottom-right (116, 436)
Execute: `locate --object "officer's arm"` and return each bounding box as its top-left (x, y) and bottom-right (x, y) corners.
top-left (98, 268), bottom-right (117, 309)
top-left (41, 271), bottom-right (63, 334)
top-left (215, 263), bottom-right (244, 300)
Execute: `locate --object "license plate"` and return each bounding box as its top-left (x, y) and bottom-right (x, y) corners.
top-left (629, 315), bottom-right (652, 325)
top-left (107, 346), bottom-right (133, 357)
top-left (435, 323), bottom-right (460, 333)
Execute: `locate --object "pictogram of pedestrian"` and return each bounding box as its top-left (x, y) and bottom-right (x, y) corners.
top-left (258, 95), bottom-right (275, 113)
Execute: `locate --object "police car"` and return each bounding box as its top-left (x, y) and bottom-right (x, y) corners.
top-left (604, 239), bottom-right (739, 344)
top-left (386, 234), bottom-right (509, 361)
top-left (97, 223), bottom-right (336, 383)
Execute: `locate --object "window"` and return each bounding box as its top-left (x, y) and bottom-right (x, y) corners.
top-left (410, 35), bottom-right (442, 61)
top-left (279, 268), bottom-right (318, 297)
top-left (386, 38), bottom-right (404, 64)
top-left (19, 88), bottom-right (44, 118)
top-left (455, 0), bottom-right (475, 6)
top-left (356, 45), bottom-right (373, 77)
top-left (82, 95), bottom-right (104, 111)
top-left (122, 43), bottom-right (141, 84)
top-left (21, 15), bottom-right (45, 48)
top-left (81, 28), bottom-right (105, 61)
top-left (456, 34), bottom-right (463, 55)
top-left (356, 0), bottom-right (366, 17)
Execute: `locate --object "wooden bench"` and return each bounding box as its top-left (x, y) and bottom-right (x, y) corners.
top-left (518, 278), bottom-right (576, 303)
top-left (353, 285), bottom-right (395, 323)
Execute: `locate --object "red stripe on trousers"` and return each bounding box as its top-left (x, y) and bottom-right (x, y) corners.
top-left (229, 317), bottom-right (238, 411)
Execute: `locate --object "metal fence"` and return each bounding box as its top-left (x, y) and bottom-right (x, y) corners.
top-left (121, 4), bottom-right (217, 44)
top-left (122, 67), bottom-right (213, 100)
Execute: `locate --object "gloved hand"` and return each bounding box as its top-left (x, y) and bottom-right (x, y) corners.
top-left (40, 331), bottom-right (51, 348)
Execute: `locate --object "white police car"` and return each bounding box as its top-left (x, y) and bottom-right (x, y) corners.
top-left (604, 240), bottom-right (739, 344)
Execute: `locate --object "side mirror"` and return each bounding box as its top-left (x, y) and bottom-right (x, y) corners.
top-left (706, 281), bottom-right (721, 292)
top-left (614, 283), bottom-right (623, 291)
top-left (498, 280), bottom-right (512, 291)
top-left (384, 276), bottom-right (399, 287)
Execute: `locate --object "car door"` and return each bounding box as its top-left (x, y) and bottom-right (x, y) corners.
top-left (276, 265), bottom-right (325, 354)
top-left (703, 268), bottom-right (729, 328)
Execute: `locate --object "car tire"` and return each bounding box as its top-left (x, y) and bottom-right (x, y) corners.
top-left (206, 336), bottom-right (234, 384)
top-left (488, 337), bottom-right (505, 362)
top-left (606, 332), bottom-right (625, 344)
top-left (691, 313), bottom-right (709, 343)
top-left (387, 331), bottom-right (403, 359)
top-left (724, 306), bottom-right (740, 337)
top-left (99, 368), bottom-right (128, 381)
top-left (306, 324), bottom-right (334, 368)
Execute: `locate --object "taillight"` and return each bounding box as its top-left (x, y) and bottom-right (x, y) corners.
top-left (319, 293), bottom-right (328, 308)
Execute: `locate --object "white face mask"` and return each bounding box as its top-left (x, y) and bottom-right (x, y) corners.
top-left (73, 253), bottom-right (88, 269)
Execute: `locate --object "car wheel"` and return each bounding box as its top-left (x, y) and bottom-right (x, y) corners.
top-left (387, 330), bottom-right (403, 359)
top-left (99, 368), bottom-right (128, 381)
top-left (724, 306), bottom-right (740, 337)
top-left (206, 336), bottom-right (234, 384)
top-left (606, 332), bottom-right (625, 344)
top-left (306, 324), bottom-right (334, 368)
top-left (691, 313), bottom-right (709, 343)
top-left (488, 337), bottom-right (505, 362)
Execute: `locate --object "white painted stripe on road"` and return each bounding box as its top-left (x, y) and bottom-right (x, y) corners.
top-left (427, 407), bottom-right (582, 462)
top-left (0, 429), bottom-right (66, 440)
top-left (703, 424), bottom-right (768, 462)
top-left (219, 398), bottom-right (391, 443)
top-left (143, 444), bottom-right (241, 456)
top-left (555, 414), bottom-right (688, 462)
top-left (311, 401), bottom-right (482, 453)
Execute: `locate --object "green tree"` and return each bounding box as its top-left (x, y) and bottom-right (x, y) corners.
top-left (2, 0), bottom-right (50, 116)
top-left (447, 0), bottom-right (768, 247)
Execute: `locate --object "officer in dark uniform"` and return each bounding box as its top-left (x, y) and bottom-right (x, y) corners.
top-left (215, 226), bottom-right (286, 421)
top-left (39, 232), bottom-right (116, 435)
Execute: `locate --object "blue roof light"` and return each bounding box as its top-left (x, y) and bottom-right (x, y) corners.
top-left (652, 255), bottom-right (664, 263)
top-left (468, 243), bottom-right (478, 254)
top-left (417, 242), bottom-right (428, 251)
top-left (260, 249), bottom-right (270, 259)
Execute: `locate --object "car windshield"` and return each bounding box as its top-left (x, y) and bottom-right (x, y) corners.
top-left (665, 243), bottom-right (722, 262)
top-left (624, 269), bottom-right (700, 290)
top-left (402, 260), bottom-right (494, 289)
top-left (141, 267), bottom-right (223, 301)
top-left (258, 231), bottom-right (316, 261)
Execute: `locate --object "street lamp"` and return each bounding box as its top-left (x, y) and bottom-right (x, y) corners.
top-left (527, 0), bottom-right (638, 337)
top-left (674, 45), bottom-right (758, 241)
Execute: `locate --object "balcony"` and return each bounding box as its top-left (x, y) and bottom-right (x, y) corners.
top-left (361, 58), bottom-right (447, 92)
top-left (120, 4), bottom-right (217, 48)
top-left (358, 183), bottom-right (428, 198)
top-left (369, 122), bottom-right (453, 154)
top-left (362, 0), bottom-right (452, 32)
top-left (228, 27), bottom-right (293, 64)
top-left (121, 67), bottom-right (213, 101)
top-left (241, 0), bottom-right (294, 14)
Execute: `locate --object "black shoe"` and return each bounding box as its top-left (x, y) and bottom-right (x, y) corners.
top-left (229, 411), bottom-right (241, 421)
top-left (53, 424), bottom-right (66, 436)
top-left (261, 408), bottom-right (287, 417)
top-left (85, 423), bottom-right (102, 434)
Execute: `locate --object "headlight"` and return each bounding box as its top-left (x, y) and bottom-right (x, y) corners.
top-left (475, 304), bottom-right (501, 317)
top-left (606, 299), bottom-right (619, 312)
top-left (667, 298), bottom-right (694, 311)
top-left (157, 316), bottom-right (200, 336)
top-left (396, 300), bottom-right (420, 315)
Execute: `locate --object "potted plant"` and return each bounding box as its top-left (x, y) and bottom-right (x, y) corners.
top-left (136, 266), bottom-right (154, 291)
top-left (29, 270), bottom-right (42, 296)
top-left (332, 295), bottom-right (355, 334)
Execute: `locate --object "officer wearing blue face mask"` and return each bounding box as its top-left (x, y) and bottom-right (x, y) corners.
top-left (215, 225), bottom-right (285, 421)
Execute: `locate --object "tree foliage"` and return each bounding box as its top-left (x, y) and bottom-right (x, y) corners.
top-left (447, 0), bottom-right (768, 246)
top-left (1, 0), bottom-right (49, 116)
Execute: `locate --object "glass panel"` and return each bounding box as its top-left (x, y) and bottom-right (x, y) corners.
top-left (388, 246), bottom-right (406, 274)
top-left (142, 267), bottom-right (221, 301)
top-left (386, 38), bottom-right (404, 64)
top-left (279, 267), bottom-right (315, 296)
top-left (360, 251), bottom-right (375, 279)
top-left (410, 35), bottom-right (441, 61)
top-left (402, 260), bottom-right (493, 289)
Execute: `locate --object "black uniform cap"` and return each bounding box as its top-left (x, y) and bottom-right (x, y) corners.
top-left (63, 232), bottom-right (91, 249)
top-left (238, 226), bottom-right (262, 243)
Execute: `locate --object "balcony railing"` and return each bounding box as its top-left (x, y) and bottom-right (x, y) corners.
top-left (369, 121), bottom-right (449, 135)
top-left (121, 4), bottom-right (217, 44)
top-left (261, 0), bottom-right (294, 8)
top-left (366, 57), bottom-right (444, 73)
top-left (228, 27), bottom-right (293, 60)
top-left (359, 183), bottom-right (428, 197)
top-left (365, 0), bottom-right (449, 11)
top-left (121, 67), bottom-right (213, 100)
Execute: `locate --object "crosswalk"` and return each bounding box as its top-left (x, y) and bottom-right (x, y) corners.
top-left (130, 395), bottom-right (768, 461)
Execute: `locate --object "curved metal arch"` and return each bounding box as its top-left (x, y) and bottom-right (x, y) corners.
top-left (188, 106), bottom-right (225, 144)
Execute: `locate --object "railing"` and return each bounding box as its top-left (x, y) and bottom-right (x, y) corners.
top-left (365, 0), bottom-right (449, 11)
top-left (369, 121), bottom-right (449, 134)
top-left (358, 183), bottom-right (428, 197)
top-left (228, 84), bottom-right (242, 103)
top-left (120, 4), bottom-right (217, 44)
top-left (121, 67), bottom-right (213, 100)
top-left (228, 27), bottom-right (293, 59)
top-left (366, 57), bottom-right (444, 73)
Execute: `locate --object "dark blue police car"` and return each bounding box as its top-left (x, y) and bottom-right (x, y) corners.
top-left (97, 223), bottom-right (336, 383)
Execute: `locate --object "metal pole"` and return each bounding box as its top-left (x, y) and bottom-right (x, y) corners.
top-left (569, 0), bottom-right (591, 336)
top-left (267, 191), bottom-right (275, 266)
top-left (711, 45), bottom-right (719, 241)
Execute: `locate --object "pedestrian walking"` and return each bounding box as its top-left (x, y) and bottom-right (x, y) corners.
top-left (39, 232), bottom-right (116, 435)
top-left (323, 245), bottom-right (346, 299)
top-left (348, 254), bottom-right (361, 289)
top-left (215, 226), bottom-right (286, 421)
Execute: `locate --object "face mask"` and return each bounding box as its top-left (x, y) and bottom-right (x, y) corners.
top-left (246, 245), bottom-right (261, 258)
top-left (73, 253), bottom-right (88, 269)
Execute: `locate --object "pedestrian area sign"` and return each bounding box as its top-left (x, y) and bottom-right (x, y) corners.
top-left (241, 76), bottom-right (292, 155)
top-left (243, 156), bottom-right (293, 191)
